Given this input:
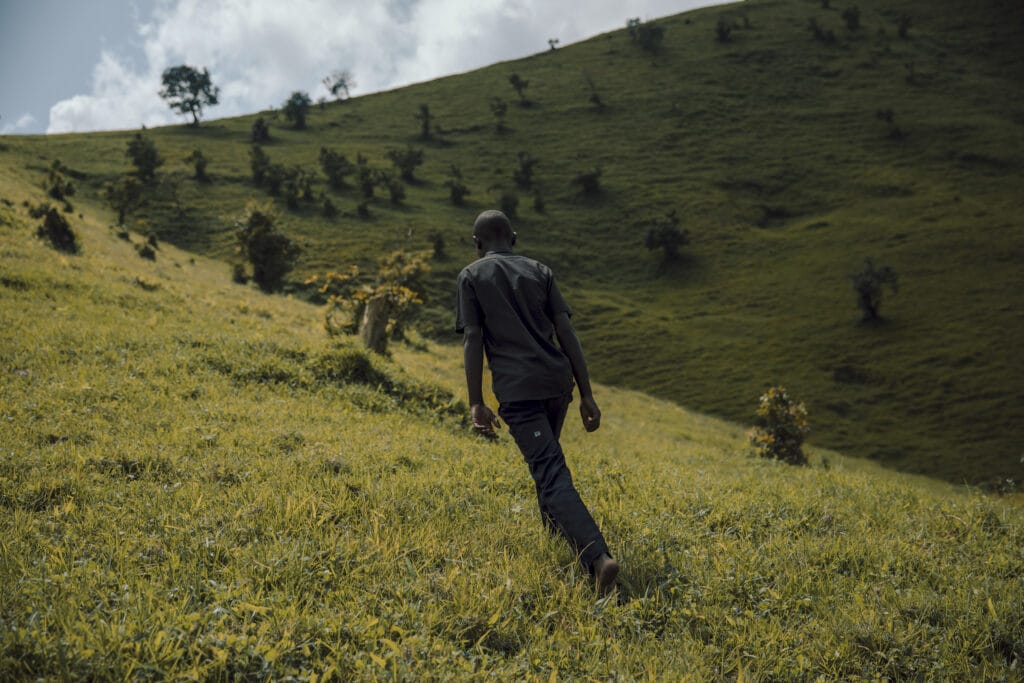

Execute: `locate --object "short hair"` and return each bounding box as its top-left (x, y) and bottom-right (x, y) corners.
top-left (473, 210), bottom-right (513, 243)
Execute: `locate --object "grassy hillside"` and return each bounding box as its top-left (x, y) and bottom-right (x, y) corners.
top-left (2, 179), bottom-right (1023, 679)
top-left (1, 0), bottom-right (1021, 489)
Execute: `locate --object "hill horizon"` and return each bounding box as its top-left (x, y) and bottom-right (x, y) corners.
top-left (2, 0), bottom-right (1022, 488)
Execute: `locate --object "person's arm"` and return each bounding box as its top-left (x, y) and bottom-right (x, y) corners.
top-left (553, 311), bottom-right (601, 432)
top-left (463, 324), bottom-right (499, 438)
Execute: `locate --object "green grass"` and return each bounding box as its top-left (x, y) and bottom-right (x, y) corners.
top-left (2, 187), bottom-right (1023, 679)
top-left (1, 0), bottom-right (1022, 491)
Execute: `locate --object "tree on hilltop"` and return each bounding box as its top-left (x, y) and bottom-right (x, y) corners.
top-left (322, 69), bottom-right (355, 101)
top-left (159, 65), bottom-right (219, 126)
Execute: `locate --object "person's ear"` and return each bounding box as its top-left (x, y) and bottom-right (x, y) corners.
top-left (511, 231), bottom-right (518, 246)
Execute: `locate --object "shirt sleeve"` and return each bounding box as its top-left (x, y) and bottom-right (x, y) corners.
top-left (454, 270), bottom-right (482, 334)
top-left (545, 270), bottom-right (572, 319)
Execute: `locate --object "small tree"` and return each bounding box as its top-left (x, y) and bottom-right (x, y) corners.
top-left (573, 167), bottom-right (602, 196)
top-left (809, 18), bottom-right (836, 43)
top-left (322, 69), bottom-right (355, 101)
top-left (499, 190), bottom-right (519, 218)
top-left (251, 117), bottom-right (271, 143)
top-left (235, 202), bottom-right (301, 292)
top-left (250, 145), bottom-right (271, 186)
top-left (841, 5), bottom-right (861, 31)
top-left (750, 386), bottom-right (809, 465)
top-left (548, 38), bottom-right (560, 51)
top-left (444, 165), bottom-right (470, 205)
top-left (644, 210), bottom-right (689, 261)
top-left (513, 151), bottom-right (539, 190)
top-left (386, 146), bottom-right (424, 182)
top-left (583, 73), bottom-right (606, 112)
top-left (281, 166), bottom-right (315, 209)
top-left (185, 149), bottom-right (208, 182)
top-left (283, 91), bottom-right (312, 130)
top-left (428, 232), bottom-right (446, 260)
top-left (896, 14), bottom-right (912, 39)
top-left (104, 176), bottom-right (142, 226)
top-left (490, 97), bottom-right (508, 132)
top-left (627, 18), bottom-right (666, 54)
top-left (126, 132), bottom-right (163, 182)
top-left (42, 160), bottom-right (75, 211)
top-left (306, 251), bottom-right (429, 353)
top-left (356, 156), bottom-right (376, 199)
top-left (508, 74), bottom-right (530, 105)
top-left (319, 147), bottom-right (354, 189)
top-left (716, 19), bottom-right (733, 43)
top-left (380, 171), bottom-right (405, 205)
top-left (850, 258), bottom-right (899, 322)
top-left (31, 203), bottom-right (79, 254)
top-left (415, 104), bottom-right (434, 140)
top-left (159, 65), bottom-right (219, 126)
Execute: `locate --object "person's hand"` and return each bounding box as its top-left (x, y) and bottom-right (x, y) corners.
top-left (471, 403), bottom-right (500, 440)
top-left (580, 395), bottom-right (601, 432)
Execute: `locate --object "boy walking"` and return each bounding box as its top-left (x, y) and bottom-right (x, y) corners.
top-left (455, 210), bottom-right (619, 594)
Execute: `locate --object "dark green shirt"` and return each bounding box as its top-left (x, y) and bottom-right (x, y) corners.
top-left (455, 251), bottom-right (574, 403)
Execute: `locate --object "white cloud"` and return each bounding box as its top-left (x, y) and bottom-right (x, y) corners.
top-left (47, 0), bottom-right (728, 134)
top-left (1, 112), bottom-right (37, 135)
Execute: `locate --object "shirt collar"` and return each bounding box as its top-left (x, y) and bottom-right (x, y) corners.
top-left (485, 249), bottom-right (513, 256)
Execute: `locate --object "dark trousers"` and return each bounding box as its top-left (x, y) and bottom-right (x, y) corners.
top-left (499, 393), bottom-right (609, 572)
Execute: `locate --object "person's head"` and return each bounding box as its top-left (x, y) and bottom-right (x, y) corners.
top-left (472, 210), bottom-right (517, 256)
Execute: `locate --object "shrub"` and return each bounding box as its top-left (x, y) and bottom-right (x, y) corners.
top-left (513, 151), bottom-right (539, 190)
top-left (103, 176), bottom-right (142, 226)
top-left (33, 204), bottom-right (80, 254)
top-left (185, 149), bottom-right (208, 181)
top-left (251, 117), bottom-right (271, 142)
top-left (896, 14), bottom-right (912, 39)
top-left (283, 91), bottom-right (312, 129)
top-left (380, 171), bottom-right (406, 205)
top-left (386, 146), bottom-right (424, 182)
top-left (321, 196), bottom-right (338, 218)
top-left (415, 104), bottom-right (434, 140)
top-left (809, 18), bottom-right (836, 43)
top-left (841, 6), bottom-right (860, 31)
top-left (126, 132), bottom-right (163, 182)
top-left (850, 258), bottom-right (899, 321)
top-left (716, 19), bottom-right (733, 43)
top-left (508, 74), bottom-right (530, 105)
top-left (750, 386), bottom-right (809, 465)
top-left (250, 145), bottom-right (270, 185)
top-left (627, 18), bottom-right (666, 54)
top-left (264, 163), bottom-right (286, 196)
top-left (428, 232), bottom-right (446, 260)
top-left (490, 98), bottom-right (508, 132)
top-left (644, 210), bottom-right (689, 261)
top-left (231, 262), bottom-right (249, 284)
top-left (136, 242), bottom-right (156, 260)
top-left (572, 167), bottom-right (602, 196)
top-left (319, 147), bottom-right (354, 189)
top-left (234, 202), bottom-right (301, 292)
top-left (444, 165), bottom-right (470, 205)
top-left (42, 160), bottom-right (75, 210)
top-left (499, 190), bottom-right (518, 218)
top-left (356, 157), bottom-right (376, 199)
top-left (281, 166), bottom-right (315, 209)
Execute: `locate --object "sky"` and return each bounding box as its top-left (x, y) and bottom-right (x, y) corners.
top-left (0, 0), bottom-right (734, 136)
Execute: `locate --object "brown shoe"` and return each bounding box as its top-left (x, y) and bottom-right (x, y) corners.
top-left (593, 553), bottom-right (619, 596)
